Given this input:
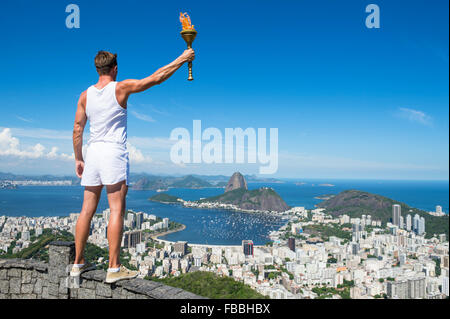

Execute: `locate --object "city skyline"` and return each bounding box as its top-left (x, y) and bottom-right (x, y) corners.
top-left (1, 202), bottom-right (448, 299)
top-left (0, 0), bottom-right (448, 180)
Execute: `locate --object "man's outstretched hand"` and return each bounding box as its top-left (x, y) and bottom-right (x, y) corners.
top-left (181, 49), bottom-right (195, 62)
top-left (75, 160), bottom-right (84, 178)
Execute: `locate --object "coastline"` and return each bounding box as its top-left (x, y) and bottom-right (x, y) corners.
top-left (151, 224), bottom-right (187, 242)
top-left (151, 218), bottom-right (289, 249)
top-left (150, 222), bottom-right (273, 248)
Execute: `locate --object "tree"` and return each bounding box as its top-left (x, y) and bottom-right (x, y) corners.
top-left (433, 258), bottom-right (441, 276)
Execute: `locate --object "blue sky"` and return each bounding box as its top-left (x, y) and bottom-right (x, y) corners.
top-left (0, 0), bottom-right (448, 180)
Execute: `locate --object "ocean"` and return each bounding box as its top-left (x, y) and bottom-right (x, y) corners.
top-left (0, 179), bottom-right (448, 245)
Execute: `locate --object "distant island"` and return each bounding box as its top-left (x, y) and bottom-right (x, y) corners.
top-left (294, 182), bottom-right (335, 187)
top-left (149, 193), bottom-right (181, 204)
top-left (150, 172), bottom-right (290, 213)
top-left (133, 175), bottom-right (213, 191)
top-left (318, 189), bottom-right (449, 238)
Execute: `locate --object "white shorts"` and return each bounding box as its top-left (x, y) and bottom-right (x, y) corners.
top-left (80, 141), bottom-right (129, 187)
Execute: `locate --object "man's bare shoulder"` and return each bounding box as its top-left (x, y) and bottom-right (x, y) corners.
top-left (116, 79), bottom-right (139, 90)
top-left (78, 90), bottom-right (87, 108)
top-left (80, 90), bottom-right (87, 98)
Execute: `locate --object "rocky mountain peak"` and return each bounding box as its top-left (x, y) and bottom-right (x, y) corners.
top-left (225, 172), bottom-right (248, 193)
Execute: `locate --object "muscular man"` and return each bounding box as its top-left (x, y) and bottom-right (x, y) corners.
top-left (71, 49), bottom-right (195, 283)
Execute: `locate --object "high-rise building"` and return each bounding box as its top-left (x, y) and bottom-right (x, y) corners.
top-left (399, 216), bottom-right (404, 229)
top-left (351, 242), bottom-right (360, 255)
top-left (136, 242), bottom-right (146, 253)
top-left (408, 277), bottom-right (425, 299)
top-left (123, 230), bottom-right (142, 249)
top-left (103, 209), bottom-right (110, 222)
top-left (413, 214), bottom-right (420, 233)
top-left (399, 253), bottom-right (407, 266)
top-left (406, 215), bottom-right (412, 232)
top-left (418, 217), bottom-right (425, 235)
top-left (162, 218), bottom-right (169, 229)
top-left (436, 205), bottom-right (443, 215)
top-left (135, 212), bottom-right (143, 230)
top-left (242, 240), bottom-right (254, 257)
top-left (387, 280), bottom-right (408, 299)
top-left (392, 204), bottom-right (401, 226)
top-left (288, 238), bottom-right (295, 252)
top-left (387, 277), bottom-right (425, 299)
top-left (21, 231), bottom-right (30, 241)
top-left (443, 277), bottom-right (449, 297)
top-left (127, 213), bottom-right (135, 229)
top-left (174, 241), bottom-right (188, 256)
top-left (443, 255), bottom-right (449, 268)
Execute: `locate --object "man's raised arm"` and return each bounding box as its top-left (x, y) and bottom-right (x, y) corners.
top-left (117, 49), bottom-right (195, 99)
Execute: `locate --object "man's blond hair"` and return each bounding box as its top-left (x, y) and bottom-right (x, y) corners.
top-left (94, 51), bottom-right (117, 75)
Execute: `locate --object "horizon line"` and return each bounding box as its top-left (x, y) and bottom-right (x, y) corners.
top-left (1, 170), bottom-right (448, 183)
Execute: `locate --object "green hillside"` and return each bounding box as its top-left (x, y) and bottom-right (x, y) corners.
top-left (170, 175), bottom-right (213, 188)
top-left (0, 229), bottom-right (110, 268)
top-left (148, 271), bottom-right (267, 299)
top-left (0, 229), bottom-right (73, 261)
top-left (318, 189), bottom-right (449, 239)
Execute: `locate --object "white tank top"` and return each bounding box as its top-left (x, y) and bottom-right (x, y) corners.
top-left (86, 81), bottom-right (127, 146)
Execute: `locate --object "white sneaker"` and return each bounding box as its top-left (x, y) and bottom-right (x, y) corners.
top-left (105, 265), bottom-right (138, 284)
top-left (70, 262), bottom-right (96, 277)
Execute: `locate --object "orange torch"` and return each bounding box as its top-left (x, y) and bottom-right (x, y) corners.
top-left (179, 12), bottom-right (197, 81)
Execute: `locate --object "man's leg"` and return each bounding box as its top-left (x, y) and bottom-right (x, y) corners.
top-left (74, 185), bottom-right (103, 264)
top-left (106, 180), bottom-right (128, 268)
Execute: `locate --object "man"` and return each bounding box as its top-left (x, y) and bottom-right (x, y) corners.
top-left (71, 48), bottom-right (195, 283)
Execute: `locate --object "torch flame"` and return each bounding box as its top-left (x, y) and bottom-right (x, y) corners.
top-left (180, 12), bottom-right (195, 31)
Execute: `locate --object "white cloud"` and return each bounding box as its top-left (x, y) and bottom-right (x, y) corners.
top-left (398, 108), bottom-right (432, 126)
top-left (0, 128), bottom-right (74, 161)
top-left (126, 142), bottom-right (152, 164)
top-left (130, 110), bottom-right (155, 123)
top-left (0, 127), bottom-right (156, 167)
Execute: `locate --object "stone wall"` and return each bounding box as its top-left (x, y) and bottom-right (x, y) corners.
top-left (0, 241), bottom-right (205, 299)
